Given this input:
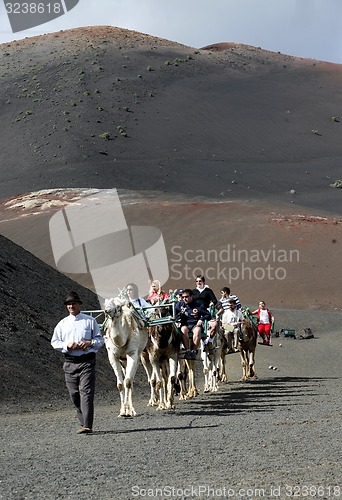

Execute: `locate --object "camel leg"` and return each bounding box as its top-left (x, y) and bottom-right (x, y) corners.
top-left (201, 345), bottom-right (211, 393)
top-left (248, 350), bottom-right (257, 379)
top-left (177, 359), bottom-right (188, 400)
top-left (140, 351), bottom-right (158, 406)
top-left (155, 359), bottom-right (167, 410)
top-left (166, 356), bottom-right (177, 409)
top-left (123, 352), bottom-right (139, 416)
top-left (219, 352), bottom-right (229, 382)
top-left (105, 344), bottom-right (126, 416)
top-left (240, 350), bottom-right (248, 381)
top-left (211, 350), bottom-right (221, 392)
top-left (186, 359), bottom-right (199, 398)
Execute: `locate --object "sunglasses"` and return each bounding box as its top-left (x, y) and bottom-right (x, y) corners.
top-left (182, 295), bottom-right (190, 299)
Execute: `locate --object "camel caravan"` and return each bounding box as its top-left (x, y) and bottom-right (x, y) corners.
top-left (94, 278), bottom-right (271, 417)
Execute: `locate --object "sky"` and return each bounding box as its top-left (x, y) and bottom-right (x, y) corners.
top-left (0, 0), bottom-right (342, 64)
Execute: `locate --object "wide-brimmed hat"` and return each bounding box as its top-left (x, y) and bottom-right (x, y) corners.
top-left (64, 291), bottom-right (83, 305)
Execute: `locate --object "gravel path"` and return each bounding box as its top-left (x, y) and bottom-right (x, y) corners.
top-left (1, 331), bottom-right (341, 500)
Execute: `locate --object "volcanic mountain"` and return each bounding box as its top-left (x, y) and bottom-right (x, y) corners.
top-left (1, 26), bottom-right (342, 211)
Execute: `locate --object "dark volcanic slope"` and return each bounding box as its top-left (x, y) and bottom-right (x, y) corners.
top-left (0, 234), bottom-right (115, 410)
top-left (1, 26), bottom-right (342, 212)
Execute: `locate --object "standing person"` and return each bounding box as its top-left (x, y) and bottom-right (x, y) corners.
top-left (192, 275), bottom-right (218, 346)
top-left (51, 291), bottom-right (104, 434)
top-left (175, 289), bottom-right (211, 359)
top-left (248, 301), bottom-right (274, 345)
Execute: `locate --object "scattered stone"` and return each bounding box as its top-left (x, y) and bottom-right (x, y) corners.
top-left (330, 180), bottom-right (342, 188)
top-left (297, 328), bottom-right (314, 339)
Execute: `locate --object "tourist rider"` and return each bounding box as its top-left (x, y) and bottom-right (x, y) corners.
top-left (175, 288), bottom-right (211, 359)
top-left (192, 275), bottom-right (218, 347)
top-left (126, 283), bottom-right (151, 309)
top-left (222, 297), bottom-right (244, 351)
top-left (248, 300), bottom-right (274, 345)
top-left (147, 279), bottom-right (170, 305)
top-left (216, 286), bottom-right (242, 313)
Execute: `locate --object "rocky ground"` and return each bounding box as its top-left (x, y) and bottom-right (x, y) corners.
top-left (1, 327), bottom-right (341, 500)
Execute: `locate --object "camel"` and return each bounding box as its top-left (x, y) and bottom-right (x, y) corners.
top-left (238, 318), bottom-right (258, 380)
top-left (140, 320), bottom-right (180, 410)
top-left (103, 296), bottom-right (148, 417)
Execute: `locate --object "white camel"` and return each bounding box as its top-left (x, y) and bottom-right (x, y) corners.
top-left (103, 296), bottom-right (148, 417)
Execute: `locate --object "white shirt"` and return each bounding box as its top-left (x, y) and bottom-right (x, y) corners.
top-left (259, 309), bottom-right (271, 324)
top-left (51, 312), bottom-right (104, 355)
top-left (222, 308), bottom-right (243, 325)
top-left (131, 297), bottom-right (151, 309)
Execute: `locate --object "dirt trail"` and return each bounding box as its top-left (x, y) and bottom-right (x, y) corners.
top-left (1, 331), bottom-right (341, 500)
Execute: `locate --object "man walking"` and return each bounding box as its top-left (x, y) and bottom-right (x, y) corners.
top-left (51, 290), bottom-right (104, 434)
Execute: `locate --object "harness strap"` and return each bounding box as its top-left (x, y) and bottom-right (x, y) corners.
top-left (130, 307), bottom-right (148, 328)
top-left (242, 307), bottom-right (259, 331)
top-left (100, 316), bottom-right (110, 332)
top-left (129, 302), bottom-right (150, 327)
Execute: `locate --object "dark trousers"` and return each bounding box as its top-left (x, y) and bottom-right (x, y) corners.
top-left (63, 359), bottom-right (96, 429)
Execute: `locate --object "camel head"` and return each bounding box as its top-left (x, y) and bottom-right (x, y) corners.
top-left (241, 318), bottom-right (257, 341)
top-left (104, 297), bottom-right (129, 319)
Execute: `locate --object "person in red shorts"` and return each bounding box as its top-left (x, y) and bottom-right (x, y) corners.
top-left (249, 301), bottom-right (274, 345)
